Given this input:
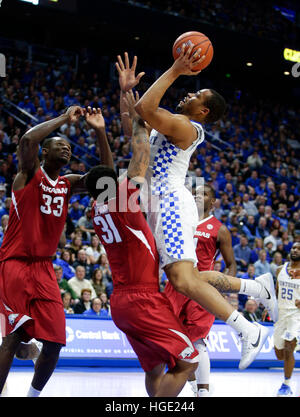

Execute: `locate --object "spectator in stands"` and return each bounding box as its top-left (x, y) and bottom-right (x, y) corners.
top-left (243, 299), bottom-right (262, 322)
top-left (73, 288), bottom-right (92, 314)
top-left (66, 235), bottom-right (83, 259)
top-left (54, 264), bottom-right (78, 301)
top-left (270, 252), bottom-right (283, 282)
top-left (0, 198), bottom-right (11, 219)
top-left (69, 197), bottom-right (84, 224)
top-left (255, 217), bottom-right (269, 240)
top-left (86, 234), bottom-right (105, 265)
top-left (53, 248), bottom-right (75, 280)
top-left (72, 249), bottom-right (93, 280)
top-left (233, 234), bottom-right (252, 272)
top-left (254, 249), bottom-right (272, 276)
top-left (242, 194), bottom-right (258, 217)
top-left (98, 254), bottom-right (113, 297)
top-left (68, 265), bottom-right (97, 299)
top-left (99, 292), bottom-right (111, 317)
top-left (247, 151), bottom-right (263, 170)
top-left (83, 297), bottom-right (109, 318)
top-left (77, 207), bottom-right (94, 242)
top-left (62, 292), bottom-right (75, 315)
top-left (91, 269), bottom-right (106, 298)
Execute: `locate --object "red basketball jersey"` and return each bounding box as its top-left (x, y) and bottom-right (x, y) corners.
top-left (194, 215), bottom-right (222, 272)
top-left (92, 177), bottom-right (160, 290)
top-left (0, 167), bottom-right (71, 260)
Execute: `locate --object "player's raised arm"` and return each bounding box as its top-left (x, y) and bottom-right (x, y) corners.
top-left (134, 43), bottom-right (205, 148)
top-left (14, 106), bottom-right (84, 191)
top-left (65, 107), bottom-right (114, 194)
top-left (124, 90), bottom-right (150, 182)
top-left (116, 52), bottom-right (146, 137)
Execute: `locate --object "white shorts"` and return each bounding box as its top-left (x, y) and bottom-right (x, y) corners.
top-left (273, 309), bottom-right (300, 350)
top-left (146, 187), bottom-right (198, 269)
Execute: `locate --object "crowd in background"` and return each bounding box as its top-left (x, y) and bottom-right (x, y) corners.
top-left (122, 0), bottom-right (299, 44)
top-left (0, 45), bottom-right (299, 322)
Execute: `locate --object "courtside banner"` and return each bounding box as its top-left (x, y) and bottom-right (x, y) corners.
top-left (58, 317), bottom-right (278, 362)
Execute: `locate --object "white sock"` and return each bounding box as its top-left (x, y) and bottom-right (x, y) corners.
top-left (27, 385), bottom-right (41, 397)
top-left (226, 310), bottom-right (256, 338)
top-left (284, 378), bottom-right (291, 386)
top-left (188, 379), bottom-right (197, 395)
top-left (239, 279), bottom-right (264, 298)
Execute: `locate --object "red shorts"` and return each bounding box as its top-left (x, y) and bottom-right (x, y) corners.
top-left (0, 258), bottom-right (66, 345)
top-left (164, 281), bottom-right (215, 342)
top-left (110, 287), bottom-right (199, 372)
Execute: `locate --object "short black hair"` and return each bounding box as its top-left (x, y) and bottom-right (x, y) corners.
top-left (85, 165), bottom-right (118, 201)
top-left (204, 183), bottom-right (216, 199)
top-left (42, 137), bottom-right (56, 150)
top-left (203, 89), bottom-right (227, 123)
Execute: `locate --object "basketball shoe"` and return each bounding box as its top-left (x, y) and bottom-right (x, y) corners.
top-left (277, 383), bottom-right (293, 397)
top-left (239, 322), bottom-right (269, 370)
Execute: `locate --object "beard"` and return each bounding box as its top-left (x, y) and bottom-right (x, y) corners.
top-left (176, 102), bottom-right (184, 113)
top-left (291, 254), bottom-right (300, 262)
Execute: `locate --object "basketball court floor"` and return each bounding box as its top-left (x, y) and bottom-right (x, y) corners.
top-left (2, 366), bottom-right (299, 397)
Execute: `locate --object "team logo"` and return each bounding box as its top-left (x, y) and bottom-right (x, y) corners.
top-left (207, 224), bottom-right (213, 230)
top-left (179, 346), bottom-right (195, 360)
top-left (8, 313), bottom-right (19, 326)
top-left (66, 326), bottom-right (75, 343)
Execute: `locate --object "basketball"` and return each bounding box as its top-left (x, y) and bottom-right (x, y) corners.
top-left (172, 31), bottom-right (214, 71)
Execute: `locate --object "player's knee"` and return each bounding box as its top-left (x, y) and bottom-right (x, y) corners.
top-left (41, 341), bottom-right (63, 358)
top-left (165, 262), bottom-right (194, 295)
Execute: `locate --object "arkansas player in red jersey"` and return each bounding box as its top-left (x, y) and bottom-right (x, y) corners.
top-left (164, 184), bottom-right (236, 396)
top-left (0, 105), bottom-right (110, 397)
top-left (85, 91), bottom-right (199, 397)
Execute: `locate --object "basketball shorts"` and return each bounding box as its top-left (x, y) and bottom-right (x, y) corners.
top-left (146, 188), bottom-right (198, 270)
top-left (273, 309), bottom-right (300, 350)
top-left (0, 258), bottom-right (66, 345)
top-left (110, 287), bottom-right (200, 372)
top-left (164, 281), bottom-right (215, 342)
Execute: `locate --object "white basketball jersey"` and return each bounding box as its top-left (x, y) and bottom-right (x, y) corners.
top-left (144, 121), bottom-right (204, 196)
top-left (277, 262), bottom-right (300, 311)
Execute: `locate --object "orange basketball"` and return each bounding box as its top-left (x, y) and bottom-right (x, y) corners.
top-left (172, 31), bottom-right (214, 72)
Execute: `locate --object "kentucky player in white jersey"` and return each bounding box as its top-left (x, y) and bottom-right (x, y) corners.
top-left (274, 242), bottom-right (300, 397)
top-left (116, 49), bottom-right (277, 370)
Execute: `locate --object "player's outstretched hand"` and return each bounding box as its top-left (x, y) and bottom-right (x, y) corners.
top-left (84, 107), bottom-right (105, 130)
top-left (171, 43), bottom-right (206, 76)
top-left (65, 105), bottom-right (85, 123)
top-left (116, 52), bottom-right (145, 92)
top-left (123, 90), bottom-right (140, 120)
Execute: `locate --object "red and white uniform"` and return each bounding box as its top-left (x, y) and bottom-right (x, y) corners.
top-left (92, 177), bottom-right (199, 371)
top-left (164, 215), bottom-right (222, 342)
top-left (0, 167), bottom-right (71, 344)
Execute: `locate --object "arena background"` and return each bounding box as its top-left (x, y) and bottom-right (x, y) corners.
top-left (0, 0), bottom-right (300, 375)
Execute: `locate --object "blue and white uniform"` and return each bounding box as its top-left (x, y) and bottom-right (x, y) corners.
top-left (274, 262), bottom-right (300, 349)
top-left (141, 121), bottom-right (204, 269)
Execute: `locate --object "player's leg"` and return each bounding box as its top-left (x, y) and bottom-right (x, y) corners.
top-left (154, 359), bottom-right (198, 397)
top-left (283, 338), bottom-right (297, 382)
top-left (193, 338), bottom-right (210, 397)
top-left (145, 363), bottom-right (165, 397)
top-left (198, 271), bottom-right (278, 322)
top-left (0, 329), bottom-right (23, 394)
top-left (28, 340), bottom-right (63, 397)
top-left (165, 261), bottom-right (269, 369)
